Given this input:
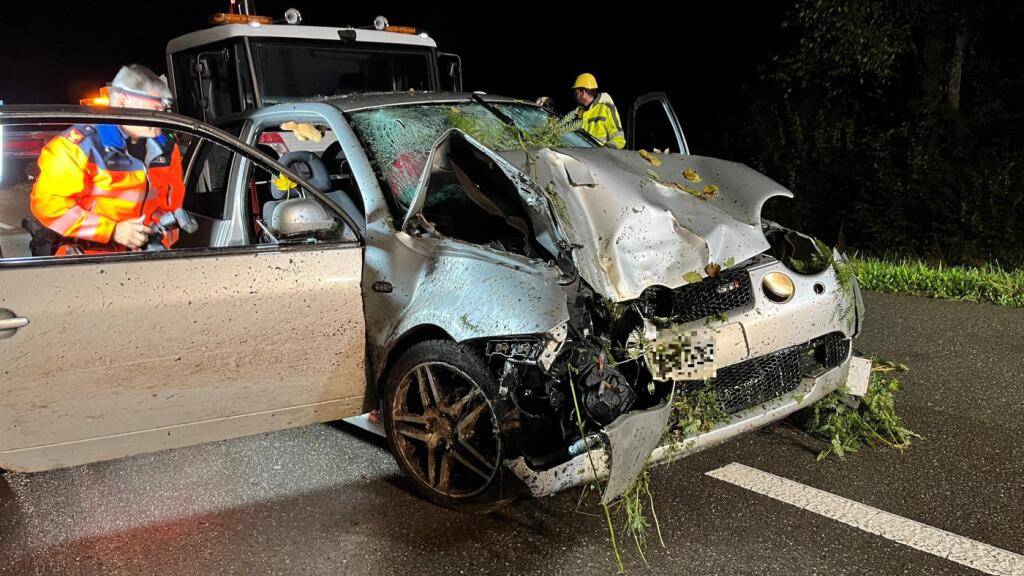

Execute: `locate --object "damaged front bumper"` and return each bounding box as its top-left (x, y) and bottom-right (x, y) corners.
top-left (508, 253), bottom-right (865, 499)
top-left (508, 352), bottom-right (861, 498)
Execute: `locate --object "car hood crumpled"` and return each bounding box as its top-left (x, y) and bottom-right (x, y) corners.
top-left (497, 148), bottom-right (794, 302)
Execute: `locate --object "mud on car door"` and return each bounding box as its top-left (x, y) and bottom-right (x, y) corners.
top-left (0, 106), bottom-right (368, 473)
top-left (627, 91), bottom-right (688, 154)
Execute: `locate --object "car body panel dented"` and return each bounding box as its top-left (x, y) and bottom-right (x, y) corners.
top-left (500, 148), bottom-right (794, 302)
top-left (600, 388), bottom-right (676, 503)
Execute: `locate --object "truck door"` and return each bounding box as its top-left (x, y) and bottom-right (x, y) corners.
top-left (626, 92), bottom-right (688, 154)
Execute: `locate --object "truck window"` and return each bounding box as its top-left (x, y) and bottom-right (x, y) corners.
top-left (252, 40), bottom-right (432, 102)
top-left (172, 41), bottom-right (246, 121)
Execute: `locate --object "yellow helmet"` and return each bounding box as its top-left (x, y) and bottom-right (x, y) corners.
top-left (572, 73), bottom-right (598, 90)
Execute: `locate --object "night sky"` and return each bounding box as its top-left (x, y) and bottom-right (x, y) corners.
top-left (0, 1), bottom-right (788, 158)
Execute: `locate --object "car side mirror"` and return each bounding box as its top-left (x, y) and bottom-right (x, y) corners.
top-left (274, 197), bottom-right (337, 239)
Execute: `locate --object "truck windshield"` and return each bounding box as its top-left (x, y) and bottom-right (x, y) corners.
top-left (349, 102), bottom-right (594, 209)
top-left (253, 40), bottom-right (432, 103)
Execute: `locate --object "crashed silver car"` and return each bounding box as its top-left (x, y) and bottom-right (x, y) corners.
top-left (339, 93), bottom-right (866, 506)
top-left (0, 93), bottom-right (865, 509)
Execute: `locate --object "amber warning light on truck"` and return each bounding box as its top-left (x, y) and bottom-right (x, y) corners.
top-left (79, 87), bottom-right (110, 107)
top-left (210, 12), bottom-right (273, 26)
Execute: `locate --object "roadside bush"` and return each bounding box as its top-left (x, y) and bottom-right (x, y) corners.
top-left (748, 0), bottom-right (1024, 269)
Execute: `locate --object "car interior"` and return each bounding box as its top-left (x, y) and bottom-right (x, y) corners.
top-left (414, 134), bottom-right (551, 259)
top-left (0, 120), bottom-right (364, 260)
top-left (246, 124), bottom-right (365, 244)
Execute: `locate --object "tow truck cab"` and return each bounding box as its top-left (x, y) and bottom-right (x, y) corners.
top-left (165, 18), bottom-right (463, 121)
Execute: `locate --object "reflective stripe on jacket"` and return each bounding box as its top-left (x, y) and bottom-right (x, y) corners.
top-left (573, 93), bottom-right (626, 149)
top-left (30, 124), bottom-right (184, 249)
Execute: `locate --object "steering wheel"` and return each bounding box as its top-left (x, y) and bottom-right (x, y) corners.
top-left (277, 151), bottom-right (331, 195)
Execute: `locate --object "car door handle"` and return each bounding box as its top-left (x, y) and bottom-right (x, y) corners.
top-left (0, 317), bottom-right (29, 331)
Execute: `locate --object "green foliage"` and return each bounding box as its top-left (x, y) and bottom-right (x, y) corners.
top-left (788, 237), bottom-right (835, 275)
top-left (664, 386), bottom-right (730, 444)
top-left (445, 107), bottom-right (575, 152)
top-left (615, 469), bottom-right (664, 566)
top-left (803, 359), bottom-right (920, 461)
top-left (778, 0), bottom-right (911, 90)
top-left (566, 368), bottom-right (624, 573)
top-left (750, 0), bottom-right (1024, 268)
top-left (851, 257), bottom-right (1024, 307)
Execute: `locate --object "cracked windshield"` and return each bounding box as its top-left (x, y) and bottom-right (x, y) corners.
top-left (349, 102), bottom-right (592, 207)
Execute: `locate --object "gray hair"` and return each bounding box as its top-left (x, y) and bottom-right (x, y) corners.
top-left (110, 64), bottom-right (173, 101)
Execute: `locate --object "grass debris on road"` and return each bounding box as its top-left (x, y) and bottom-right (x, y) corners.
top-left (796, 358), bottom-right (920, 461)
top-left (851, 257), bottom-right (1024, 308)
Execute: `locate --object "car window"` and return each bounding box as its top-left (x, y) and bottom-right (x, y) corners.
top-left (183, 139), bottom-right (233, 220)
top-left (0, 117), bottom-right (354, 262)
top-left (244, 122), bottom-right (357, 245)
top-left (244, 157), bottom-right (357, 246)
top-left (631, 99), bottom-right (683, 154)
top-left (253, 122), bottom-right (363, 225)
top-left (348, 102), bottom-right (593, 216)
top-left (0, 119), bottom-right (207, 259)
top-left (182, 122), bottom-right (242, 220)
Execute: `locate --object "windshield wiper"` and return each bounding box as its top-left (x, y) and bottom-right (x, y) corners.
top-left (471, 93), bottom-right (517, 127)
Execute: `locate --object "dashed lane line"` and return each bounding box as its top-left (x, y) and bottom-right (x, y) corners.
top-left (706, 462), bottom-right (1024, 576)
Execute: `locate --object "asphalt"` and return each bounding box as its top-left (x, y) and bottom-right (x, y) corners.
top-left (1, 291), bottom-right (1022, 575)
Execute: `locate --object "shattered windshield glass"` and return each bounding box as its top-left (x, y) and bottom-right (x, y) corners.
top-left (348, 103), bottom-right (593, 209)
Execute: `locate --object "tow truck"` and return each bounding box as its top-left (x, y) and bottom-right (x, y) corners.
top-left (1, 5), bottom-right (463, 183)
top-left (164, 7), bottom-right (463, 121)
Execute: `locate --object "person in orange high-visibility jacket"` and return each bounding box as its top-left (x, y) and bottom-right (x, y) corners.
top-left (29, 64), bottom-right (183, 255)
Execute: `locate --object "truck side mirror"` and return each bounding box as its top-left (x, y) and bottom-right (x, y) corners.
top-left (193, 48), bottom-right (231, 122)
top-left (438, 53), bottom-right (463, 92)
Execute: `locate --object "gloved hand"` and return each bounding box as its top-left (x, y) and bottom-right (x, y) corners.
top-left (113, 216), bottom-right (151, 249)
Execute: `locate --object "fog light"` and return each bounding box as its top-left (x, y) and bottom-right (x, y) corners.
top-left (762, 272), bottom-right (795, 303)
top-left (373, 15), bottom-right (389, 30)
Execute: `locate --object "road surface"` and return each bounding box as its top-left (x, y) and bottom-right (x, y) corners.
top-left (2, 292), bottom-right (1022, 575)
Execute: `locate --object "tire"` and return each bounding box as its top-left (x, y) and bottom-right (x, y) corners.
top-left (381, 339), bottom-right (518, 510)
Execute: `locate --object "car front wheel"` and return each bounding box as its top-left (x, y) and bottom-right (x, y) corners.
top-left (382, 339), bottom-right (514, 510)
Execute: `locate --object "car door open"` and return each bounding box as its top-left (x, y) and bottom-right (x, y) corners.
top-left (0, 107), bottom-right (367, 472)
top-left (627, 91), bottom-right (688, 154)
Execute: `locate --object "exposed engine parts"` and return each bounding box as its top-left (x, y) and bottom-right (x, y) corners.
top-left (577, 356), bottom-right (635, 426)
top-left (482, 282), bottom-right (670, 471)
top-left (479, 236), bottom-right (856, 476)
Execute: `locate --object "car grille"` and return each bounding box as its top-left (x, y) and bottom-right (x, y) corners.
top-left (639, 268), bottom-right (754, 325)
top-left (682, 332), bottom-right (851, 414)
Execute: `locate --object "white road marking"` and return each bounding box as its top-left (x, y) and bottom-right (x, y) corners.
top-left (706, 462), bottom-right (1024, 576)
top-left (0, 221), bottom-right (15, 230)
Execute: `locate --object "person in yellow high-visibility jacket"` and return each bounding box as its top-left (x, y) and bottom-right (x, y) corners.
top-left (566, 73), bottom-right (626, 149)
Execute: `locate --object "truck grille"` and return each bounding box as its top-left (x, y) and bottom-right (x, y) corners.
top-left (639, 268), bottom-right (754, 325)
top-left (682, 332), bottom-right (851, 414)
